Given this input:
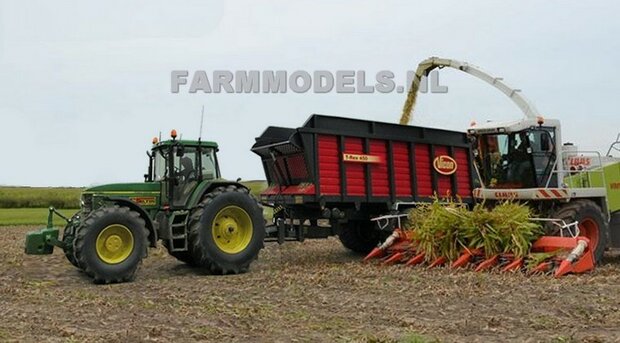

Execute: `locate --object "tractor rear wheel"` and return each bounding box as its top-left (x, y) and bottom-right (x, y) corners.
top-left (553, 199), bottom-right (609, 263)
top-left (188, 185), bottom-right (265, 274)
top-left (74, 206), bottom-right (149, 284)
top-left (338, 220), bottom-right (382, 254)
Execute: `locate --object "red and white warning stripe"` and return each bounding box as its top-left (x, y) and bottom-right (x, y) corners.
top-left (473, 188), bottom-right (483, 198)
top-left (535, 188), bottom-right (569, 199)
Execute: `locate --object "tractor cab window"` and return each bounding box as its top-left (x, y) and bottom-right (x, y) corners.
top-left (153, 149), bottom-right (168, 181)
top-left (201, 149), bottom-right (217, 180)
top-left (476, 131), bottom-right (537, 188)
top-left (175, 151), bottom-right (198, 183)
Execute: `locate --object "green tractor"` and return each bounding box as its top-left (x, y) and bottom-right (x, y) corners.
top-left (25, 131), bottom-right (265, 284)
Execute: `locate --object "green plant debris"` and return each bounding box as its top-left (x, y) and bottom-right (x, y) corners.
top-left (406, 198), bottom-right (544, 261)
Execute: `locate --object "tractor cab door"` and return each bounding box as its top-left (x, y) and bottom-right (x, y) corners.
top-left (173, 146), bottom-right (219, 206)
top-left (170, 147), bottom-right (199, 207)
top-left (152, 145), bottom-right (197, 207)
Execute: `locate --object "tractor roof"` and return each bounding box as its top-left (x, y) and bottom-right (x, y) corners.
top-left (153, 139), bottom-right (218, 149)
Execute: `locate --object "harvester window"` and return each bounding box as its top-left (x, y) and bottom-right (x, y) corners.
top-left (477, 132), bottom-right (537, 188)
top-left (527, 129), bottom-right (556, 186)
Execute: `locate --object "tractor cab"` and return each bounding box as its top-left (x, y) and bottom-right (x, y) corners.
top-left (469, 117), bottom-right (560, 189)
top-left (147, 132), bottom-right (220, 208)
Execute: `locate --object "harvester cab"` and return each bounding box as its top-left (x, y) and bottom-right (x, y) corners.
top-left (25, 131), bottom-right (265, 284)
top-left (468, 117), bottom-right (561, 190)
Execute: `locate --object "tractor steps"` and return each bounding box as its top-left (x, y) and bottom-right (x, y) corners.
top-left (168, 210), bottom-right (189, 252)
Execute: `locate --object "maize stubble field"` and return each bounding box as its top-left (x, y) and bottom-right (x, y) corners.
top-left (2, 226), bottom-right (620, 342)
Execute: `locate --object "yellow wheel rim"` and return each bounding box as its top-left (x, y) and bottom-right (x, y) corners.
top-left (212, 205), bottom-right (253, 254)
top-left (96, 224), bottom-right (134, 264)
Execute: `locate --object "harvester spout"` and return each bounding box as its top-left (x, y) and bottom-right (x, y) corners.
top-left (399, 57), bottom-right (541, 125)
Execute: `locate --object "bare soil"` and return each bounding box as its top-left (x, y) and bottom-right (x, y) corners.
top-left (2, 226), bottom-right (620, 342)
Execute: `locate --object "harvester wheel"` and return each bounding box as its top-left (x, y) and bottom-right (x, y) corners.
top-left (188, 185), bottom-right (265, 274)
top-left (74, 206), bottom-right (149, 284)
top-left (338, 220), bottom-right (381, 254)
top-left (553, 200), bottom-right (609, 263)
top-left (162, 240), bottom-right (196, 266)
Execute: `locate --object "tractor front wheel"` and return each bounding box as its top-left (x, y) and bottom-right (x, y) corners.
top-left (62, 226), bottom-right (79, 268)
top-left (62, 212), bottom-right (85, 268)
top-left (553, 200), bottom-right (609, 263)
top-left (74, 206), bottom-right (148, 284)
top-left (189, 185), bottom-right (265, 274)
top-left (338, 220), bottom-right (382, 254)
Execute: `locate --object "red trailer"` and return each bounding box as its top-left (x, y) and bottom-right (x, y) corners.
top-left (252, 114), bottom-right (475, 252)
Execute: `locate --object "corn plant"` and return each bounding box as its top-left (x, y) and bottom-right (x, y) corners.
top-left (407, 198), bottom-right (469, 261)
top-left (406, 199), bottom-right (544, 261)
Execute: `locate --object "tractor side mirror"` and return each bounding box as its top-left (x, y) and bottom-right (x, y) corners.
top-left (176, 146), bottom-right (185, 157)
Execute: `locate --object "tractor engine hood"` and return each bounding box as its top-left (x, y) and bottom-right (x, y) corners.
top-left (85, 182), bottom-right (161, 194)
top-left (82, 182), bottom-right (161, 209)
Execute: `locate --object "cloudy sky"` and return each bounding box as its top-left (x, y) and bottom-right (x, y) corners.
top-left (0, 1), bottom-right (618, 187)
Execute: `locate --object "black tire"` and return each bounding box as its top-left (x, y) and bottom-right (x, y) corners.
top-left (62, 225), bottom-right (79, 268)
top-left (189, 185), bottom-right (265, 274)
top-left (74, 206), bottom-right (149, 284)
top-left (553, 199), bottom-right (609, 263)
top-left (61, 212), bottom-right (84, 268)
top-left (338, 220), bottom-right (382, 254)
top-left (162, 240), bottom-right (197, 266)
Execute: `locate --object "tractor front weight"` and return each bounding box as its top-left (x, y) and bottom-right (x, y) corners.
top-left (24, 207), bottom-right (70, 255)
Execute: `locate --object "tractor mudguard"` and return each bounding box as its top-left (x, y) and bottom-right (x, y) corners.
top-left (186, 180), bottom-right (250, 208)
top-left (106, 197), bottom-right (158, 247)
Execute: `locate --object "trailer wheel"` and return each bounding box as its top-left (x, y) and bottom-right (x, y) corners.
top-left (74, 206), bottom-right (149, 284)
top-left (553, 200), bottom-right (609, 263)
top-left (189, 185), bottom-right (265, 274)
top-left (338, 220), bottom-right (381, 254)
